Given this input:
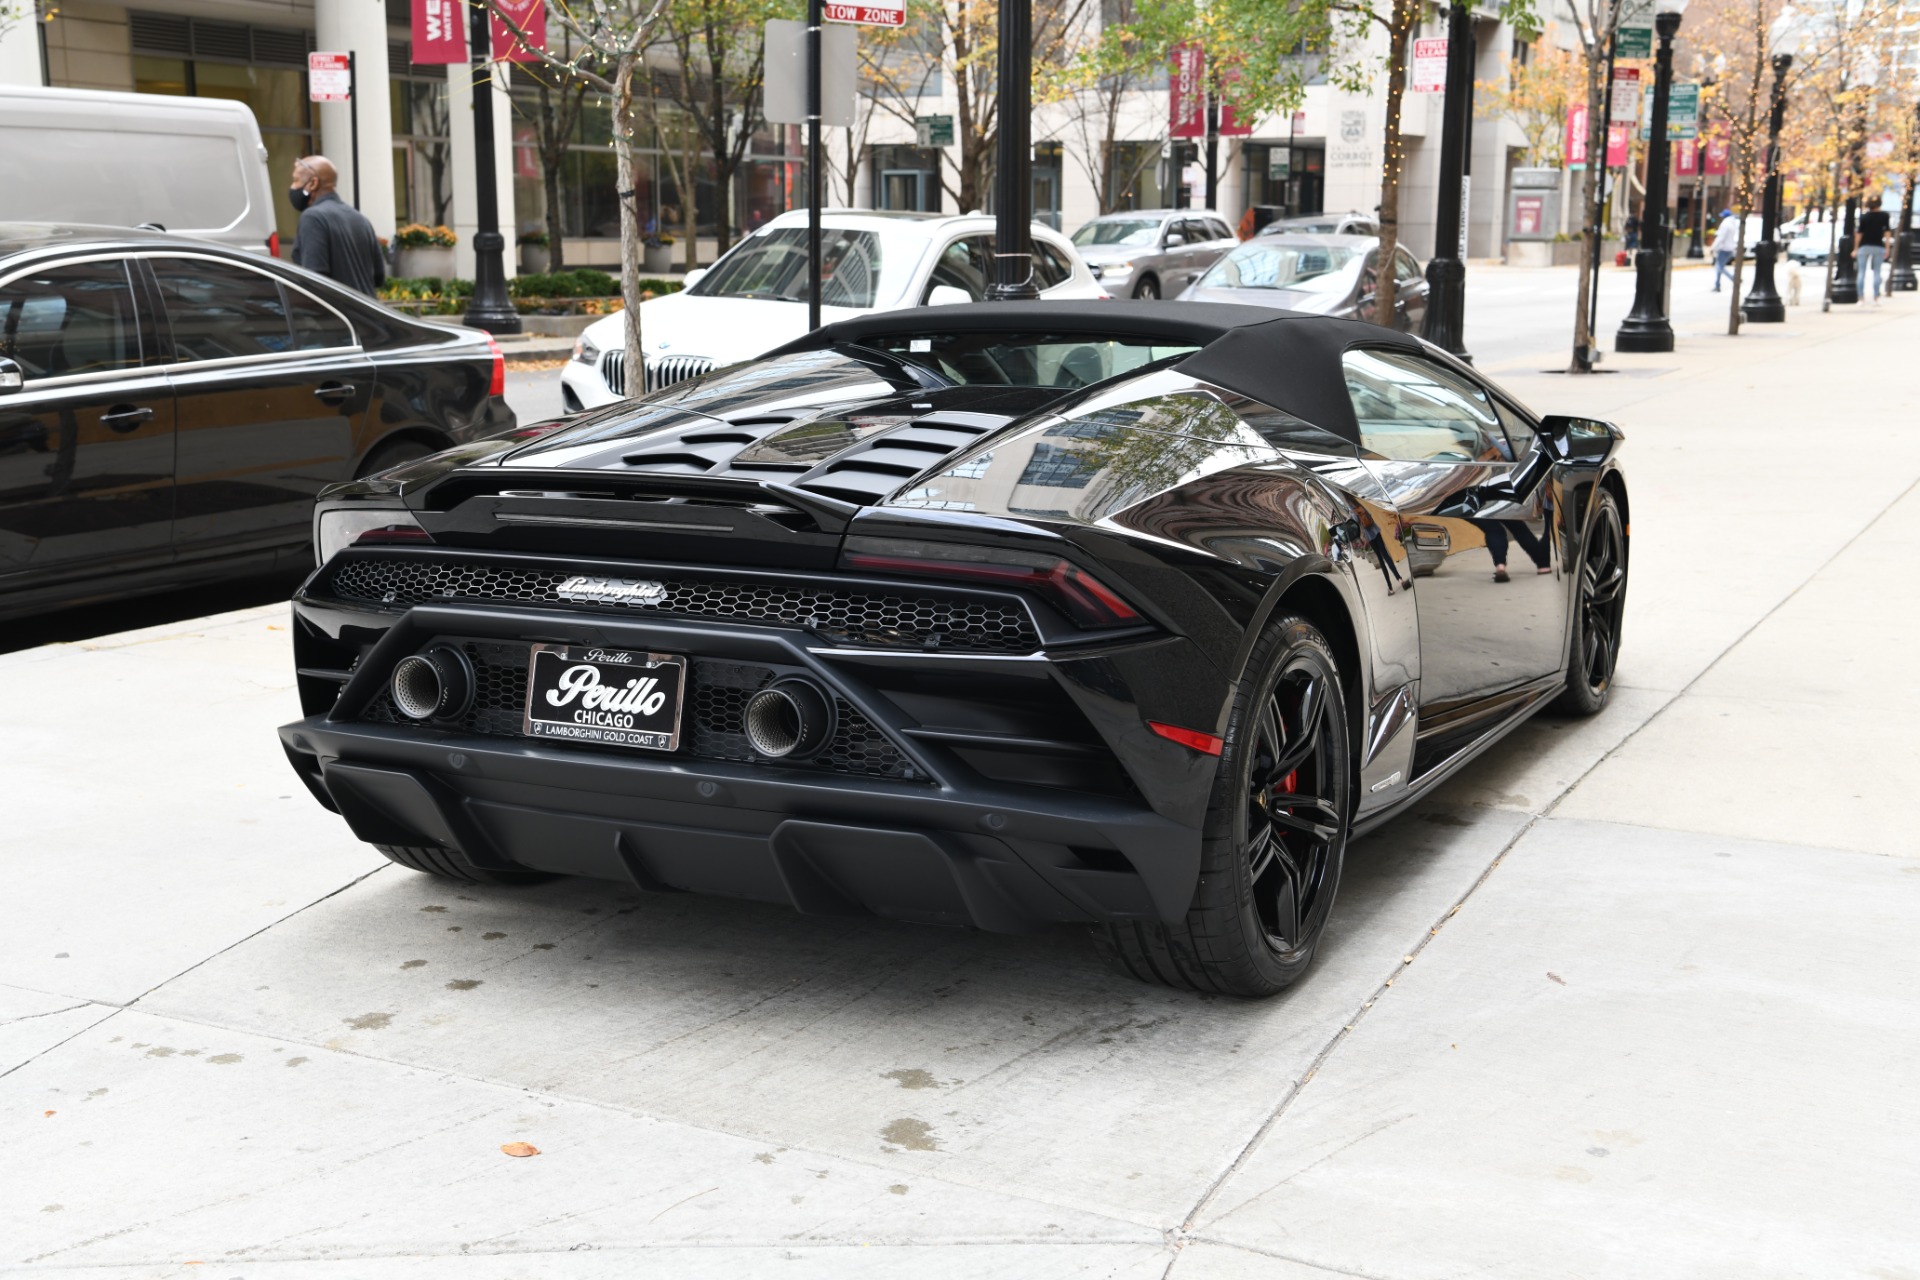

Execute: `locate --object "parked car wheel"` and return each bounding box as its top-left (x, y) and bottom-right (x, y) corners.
top-left (373, 844), bottom-right (557, 886)
top-left (1092, 613), bottom-right (1350, 997)
top-left (1132, 276), bottom-right (1161, 299)
top-left (1552, 487), bottom-right (1628, 716)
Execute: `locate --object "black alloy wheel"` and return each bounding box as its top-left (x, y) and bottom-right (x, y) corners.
top-left (1554, 487), bottom-right (1628, 715)
top-left (1093, 613), bottom-right (1350, 997)
top-left (1133, 276), bottom-right (1161, 299)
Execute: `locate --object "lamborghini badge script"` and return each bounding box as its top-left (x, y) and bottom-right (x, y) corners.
top-left (556, 576), bottom-right (669, 606)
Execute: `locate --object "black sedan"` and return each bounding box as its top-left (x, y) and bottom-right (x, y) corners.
top-left (0, 227), bottom-right (514, 621)
top-left (281, 302), bottom-right (1629, 998)
top-left (1181, 232), bottom-right (1430, 333)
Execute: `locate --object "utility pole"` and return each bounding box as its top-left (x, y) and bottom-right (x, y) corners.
top-left (806, 0), bottom-right (822, 330)
top-left (461, 0), bottom-right (521, 334)
top-left (1421, 0), bottom-right (1474, 360)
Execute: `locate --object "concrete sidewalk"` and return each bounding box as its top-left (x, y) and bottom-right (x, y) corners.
top-left (4, 299), bottom-right (1919, 1278)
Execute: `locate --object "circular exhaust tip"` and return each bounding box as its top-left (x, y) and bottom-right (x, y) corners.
top-left (390, 646), bottom-right (474, 722)
top-left (743, 680), bottom-right (834, 759)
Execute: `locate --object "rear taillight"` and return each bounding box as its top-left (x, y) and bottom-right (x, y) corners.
top-left (268, 231), bottom-right (280, 257)
top-left (486, 334), bottom-right (506, 397)
top-left (841, 537), bottom-right (1141, 629)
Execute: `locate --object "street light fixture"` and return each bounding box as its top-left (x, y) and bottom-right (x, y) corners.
top-left (460, 0), bottom-right (521, 335)
top-left (1617, 0), bottom-right (1688, 353)
top-left (1829, 52), bottom-right (1878, 305)
top-left (1742, 13), bottom-right (1802, 322)
top-left (1686, 53), bottom-right (1724, 260)
top-left (1420, 0), bottom-right (1475, 361)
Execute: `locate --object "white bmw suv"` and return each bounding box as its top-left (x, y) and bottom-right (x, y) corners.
top-left (560, 209), bottom-right (1107, 412)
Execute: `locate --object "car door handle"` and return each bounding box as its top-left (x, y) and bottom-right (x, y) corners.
top-left (100, 405), bottom-right (154, 432)
top-left (314, 382), bottom-right (356, 404)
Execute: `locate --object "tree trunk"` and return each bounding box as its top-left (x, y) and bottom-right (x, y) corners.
top-left (1570, 36), bottom-right (1610, 370)
top-left (1372, 0), bottom-right (1419, 328)
top-left (537, 83), bottom-right (566, 273)
top-left (614, 53), bottom-right (646, 395)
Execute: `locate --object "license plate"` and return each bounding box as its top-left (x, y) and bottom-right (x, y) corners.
top-left (522, 645), bottom-right (686, 751)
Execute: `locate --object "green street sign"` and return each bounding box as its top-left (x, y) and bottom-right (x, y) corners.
top-left (1268, 151), bottom-right (1291, 181)
top-left (915, 114), bottom-right (955, 147)
top-left (1616, 26), bottom-right (1652, 57)
top-left (1638, 83), bottom-right (1699, 139)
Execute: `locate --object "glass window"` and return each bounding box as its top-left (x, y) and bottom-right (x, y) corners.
top-left (285, 286), bottom-right (353, 350)
top-left (1033, 241), bottom-right (1074, 290)
top-left (151, 258), bottom-right (293, 361)
top-left (1198, 241), bottom-right (1361, 290)
top-left (1394, 248), bottom-right (1423, 283)
top-left (926, 234), bottom-right (995, 302)
top-left (690, 227), bottom-right (894, 308)
top-left (0, 260), bottom-right (142, 379)
top-left (1342, 349), bottom-right (1511, 464)
top-left (1071, 217), bottom-right (1162, 249)
top-left (857, 331), bottom-right (1201, 389)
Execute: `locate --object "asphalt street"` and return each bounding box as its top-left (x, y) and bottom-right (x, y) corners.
top-left (5, 266), bottom-right (1916, 1278)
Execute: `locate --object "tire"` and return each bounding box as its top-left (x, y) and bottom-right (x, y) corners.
top-left (373, 844), bottom-right (556, 886)
top-left (1132, 276), bottom-right (1161, 299)
top-left (1552, 486), bottom-right (1628, 716)
top-left (355, 436), bottom-right (438, 480)
top-left (1092, 613), bottom-right (1352, 998)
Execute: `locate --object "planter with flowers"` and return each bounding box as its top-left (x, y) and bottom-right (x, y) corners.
top-left (643, 231), bottom-right (676, 274)
top-left (395, 224), bottom-right (457, 279)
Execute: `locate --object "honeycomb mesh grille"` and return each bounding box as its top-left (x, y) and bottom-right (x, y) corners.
top-left (323, 555), bottom-right (1039, 654)
top-left (358, 640), bottom-right (916, 781)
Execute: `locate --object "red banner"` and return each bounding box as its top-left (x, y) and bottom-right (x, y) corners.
top-left (1567, 104), bottom-right (1589, 165)
top-left (1606, 122), bottom-right (1630, 168)
top-left (1170, 43), bottom-right (1205, 139)
top-left (1704, 125), bottom-right (1730, 176)
top-left (1675, 137), bottom-right (1697, 176)
top-left (411, 0), bottom-right (466, 64)
top-left (490, 0), bottom-right (546, 63)
top-left (1219, 63), bottom-right (1252, 137)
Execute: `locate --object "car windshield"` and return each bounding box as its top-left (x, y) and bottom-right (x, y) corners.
top-left (1072, 218), bottom-right (1162, 248)
top-left (1199, 242), bottom-right (1362, 291)
top-left (853, 331), bottom-right (1201, 390)
top-left (688, 227), bottom-right (913, 308)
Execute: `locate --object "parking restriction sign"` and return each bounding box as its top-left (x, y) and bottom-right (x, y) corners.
top-left (308, 52), bottom-right (352, 102)
top-left (823, 1), bottom-right (904, 25)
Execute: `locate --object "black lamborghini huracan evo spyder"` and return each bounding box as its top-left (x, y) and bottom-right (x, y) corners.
top-left (280, 302), bottom-right (1628, 997)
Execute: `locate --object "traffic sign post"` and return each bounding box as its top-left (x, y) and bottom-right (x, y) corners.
top-left (914, 114), bottom-right (954, 147)
top-left (308, 51), bottom-right (360, 209)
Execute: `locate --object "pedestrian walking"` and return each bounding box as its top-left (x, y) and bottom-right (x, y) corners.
top-left (1710, 210), bottom-right (1738, 291)
top-left (1856, 199), bottom-right (1892, 304)
top-left (288, 156), bottom-right (386, 297)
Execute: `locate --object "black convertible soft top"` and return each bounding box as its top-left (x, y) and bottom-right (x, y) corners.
top-left (771, 300), bottom-right (1433, 443)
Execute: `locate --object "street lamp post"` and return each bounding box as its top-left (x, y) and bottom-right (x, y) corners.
top-left (1617, 0), bottom-right (1687, 353)
top-left (1420, 0), bottom-right (1474, 361)
top-left (1891, 101), bottom-right (1919, 292)
top-left (461, 0), bottom-right (521, 335)
top-left (1741, 48), bottom-right (1795, 322)
top-left (988, 0), bottom-right (1038, 300)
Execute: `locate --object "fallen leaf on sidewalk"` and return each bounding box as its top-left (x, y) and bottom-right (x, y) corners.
top-left (501, 1142), bottom-right (540, 1157)
top-left (43, 1110), bottom-right (55, 1118)
top-left (1547, 972), bottom-right (1566, 986)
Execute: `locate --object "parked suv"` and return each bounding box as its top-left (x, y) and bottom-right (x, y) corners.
top-left (1068, 210), bottom-right (1238, 299)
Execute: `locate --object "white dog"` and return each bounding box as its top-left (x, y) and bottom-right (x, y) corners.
top-left (1786, 262), bottom-right (1803, 306)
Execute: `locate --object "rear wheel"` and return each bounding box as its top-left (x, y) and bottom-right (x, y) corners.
top-left (373, 844), bottom-right (556, 886)
top-left (1553, 487), bottom-right (1628, 715)
top-left (1093, 613), bottom-right (1351, 997)
top-left (1132, 276), bottom-right (1161, 299)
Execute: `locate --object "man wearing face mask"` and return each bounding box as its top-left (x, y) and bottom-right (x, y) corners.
top-left (288, 156), bottom-right (386, 296)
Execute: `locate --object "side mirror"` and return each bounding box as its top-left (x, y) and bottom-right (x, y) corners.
top-left (0, 357), bottom-right (21, 394)
top-left (1164, 233), bottom-right (1187, 247)
top-left (926, 284), bottom-right (973, 306)
top-left (1536, 414), bottom-right (1621, 462)
top-left (682, 267), bottom-right (708, 289)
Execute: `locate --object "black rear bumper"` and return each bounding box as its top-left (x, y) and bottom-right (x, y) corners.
top-left (282, 717), bottom-right (1201, 932)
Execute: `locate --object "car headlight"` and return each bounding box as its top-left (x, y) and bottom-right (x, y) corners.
top-left (1101, 260), bottom-right (1136, 277)
top-left (314, 507), bottom-right (430, 566)
top-left (572, 335), bottom-right (600, 365)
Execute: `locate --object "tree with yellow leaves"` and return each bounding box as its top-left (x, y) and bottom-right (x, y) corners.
top-left (1476, 26), bottom-right (1585, 168)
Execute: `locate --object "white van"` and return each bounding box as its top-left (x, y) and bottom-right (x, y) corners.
top-left (0, 86), bottom-right (277, 255)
